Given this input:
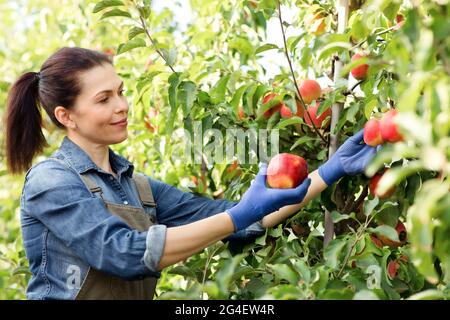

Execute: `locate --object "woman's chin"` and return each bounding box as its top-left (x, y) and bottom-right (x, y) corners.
top-left (111, 131), bottom-right (128, 144)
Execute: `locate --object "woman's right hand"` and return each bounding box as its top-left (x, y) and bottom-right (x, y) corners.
top-left (226, 163), bottom-right (311, 231)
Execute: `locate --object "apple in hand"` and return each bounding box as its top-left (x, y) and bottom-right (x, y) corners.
top-left (351, 53), bottom-right (369, 80)
top-left (364, 118), bottom-right (384, 146)
top-left (303, 101), bottom-right (331, 128)
top-left (298, 79), bottom-right (321, 104)
top-left (267, 153), bottom-right (308, 189)
top-left (380, 109), bottom-right (403, 143)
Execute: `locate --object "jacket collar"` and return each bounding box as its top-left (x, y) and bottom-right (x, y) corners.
top-left (56, 136), bottom-right (134, 178)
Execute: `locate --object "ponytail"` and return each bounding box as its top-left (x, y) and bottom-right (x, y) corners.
top-left (4, 72), bottom-right (48, 175)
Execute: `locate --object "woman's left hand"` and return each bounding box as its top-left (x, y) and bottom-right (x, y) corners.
top-left (318, 129), bottom-right (380, 186)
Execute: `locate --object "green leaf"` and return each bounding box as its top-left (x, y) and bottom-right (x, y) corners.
top-left (93, 0), bottom-right (124, 14)
top-left (324, 239), bottom-right (347, 269)
top-left (12, 266), bottom-right (32, 276)
top-left (318, 41), bottom-right (352, 61)
top-left (210, 75), bottom-right (230, 104)
top-left (255, 43), bottom-right (279, 55)
top-left (100, 8), bottom-right (131, 20)
top-left (330, 210), bottom-right (351, 223)
top-left (276, 117), bottom-right (304, 129)
top-left (229, 36), bottom-right (254, 55)
top-left (364, 197), bottom-right (379, 217)
top-left (128, 27), bottom-right (145, 40)
top-left (291, 259), bottom-right (311, 284)
top-left (215, 254), bottom-right (246, 298)
top-left (364, 99), bottom-right (378, 120)
top-left (230, 84), bottom-right (250, 117)
top-left (178, 81), bottom-right (197, 117)
top-left (372, 225), bottom-right (399, 242)
top-left (290, 136), bottom-right (319, 151)
top-left (161, 48), bottom-right (177, 67)
top-left (166, 72), bottom-right (182, 136)
top-left (407, 290), bottom-right (446, 300)
top-left (353, 290), bottom-right (380, 300)
top-left (267, 264), bottom-right (299, 285)
top-left (117, 37), bottom-right (146, 55)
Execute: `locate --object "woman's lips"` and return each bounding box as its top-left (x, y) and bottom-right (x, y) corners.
top-left (111, 118), bottom-right (128, 126)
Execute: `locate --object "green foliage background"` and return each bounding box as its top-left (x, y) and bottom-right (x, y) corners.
top-left (0, 0), bottom-right (449, 300)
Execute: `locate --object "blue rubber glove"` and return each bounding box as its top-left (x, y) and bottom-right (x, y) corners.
top-left (318, 129), bottom-right (380, 186)
top-left (226, 163), bottom-right (311, 231)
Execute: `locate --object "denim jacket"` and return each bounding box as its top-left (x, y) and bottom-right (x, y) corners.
top-left (20, 136), bottom-right (264, 300)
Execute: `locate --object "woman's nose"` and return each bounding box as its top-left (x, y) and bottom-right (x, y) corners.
top-left (116, 97), bottom-right (129, 114)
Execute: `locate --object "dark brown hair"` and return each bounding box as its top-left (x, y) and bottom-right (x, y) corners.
top-left (4, 47), bottom-right (113, 174)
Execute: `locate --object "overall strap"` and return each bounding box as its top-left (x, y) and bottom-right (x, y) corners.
top-left (132, 172), bottom-right (157, 208)
top-left (79, 174), bottom-right (104, 200)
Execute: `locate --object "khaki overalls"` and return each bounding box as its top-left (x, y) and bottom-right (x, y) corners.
top-left (75, 171), bottom-right (158, 300)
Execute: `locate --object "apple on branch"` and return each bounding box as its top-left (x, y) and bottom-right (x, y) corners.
top-left (303, 101), bottom-right (331, 129)
top-left (262, 93), bottom-right (284, 119)
top-left (369, 168), bottom-right (396, 199)
top-left (380, 109), bottom-right (403, 143)
top-left (280, 101), bottom-right (303, 119)
top-left (298, 79), bottom-right (322, 104)
top-left (351, 53), bottom-right (369, 80)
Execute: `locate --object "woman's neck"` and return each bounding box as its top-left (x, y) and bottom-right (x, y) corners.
top-left (67, 133), bottom-right (115, 176)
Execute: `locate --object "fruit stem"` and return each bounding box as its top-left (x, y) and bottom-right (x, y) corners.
top-left (275, 0), bottom-right (328, 145)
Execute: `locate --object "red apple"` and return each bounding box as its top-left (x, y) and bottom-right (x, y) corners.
top-left (304, 12), bottom-right (326, 36)
top-left (378, 221), bottom-right (407, 248)
top-left (238, 106), bottom-right (246, 120)
top-left (267, 153), bottom-right (308, 189)
top-left (298, 79), bottom-right (321, 104)
top-left (262, 93), bottom-right (283, 119)
top-left (380, 110), bottom-right (403, 143)
top-left (303, 101), bottom-right (331, 128)
top-left (387, 260), bottom-right (400, 279)
top-left (395, 14), bottom-right (405, 29)
top-left (369, 169), bottom-right (396, 199)
top-left (364, 118), bottom-right (384, 146)
top-left (370, 234), bottom-right (384, 249)
top-left (351, 53), bottom-right (369, 80)
top-left (280, 101), bottom-right (303, 118)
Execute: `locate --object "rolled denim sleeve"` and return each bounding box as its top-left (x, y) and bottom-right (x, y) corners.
top-left (23, 160), bottom-right (163, 279)
top-left (143, 225), bottom-right (166, 272)
top-left (148, 177), bottom-right (265, 241)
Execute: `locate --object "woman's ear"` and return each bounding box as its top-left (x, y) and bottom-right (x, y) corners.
top-left (54, 106), bottom-right (77, 129)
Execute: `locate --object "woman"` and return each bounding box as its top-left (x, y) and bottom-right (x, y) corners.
top-left (5, 47), bottom-right (378, 300)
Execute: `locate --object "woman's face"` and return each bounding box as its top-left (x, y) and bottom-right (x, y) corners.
top-left (68, 63), bottom-right (129, 145)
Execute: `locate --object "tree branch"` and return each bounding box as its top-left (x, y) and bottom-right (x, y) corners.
top-left (275, 0), bottom-right (328, 145)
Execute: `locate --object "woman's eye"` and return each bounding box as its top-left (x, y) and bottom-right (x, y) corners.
top-left (99, 97), bottom-right (108, 103)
